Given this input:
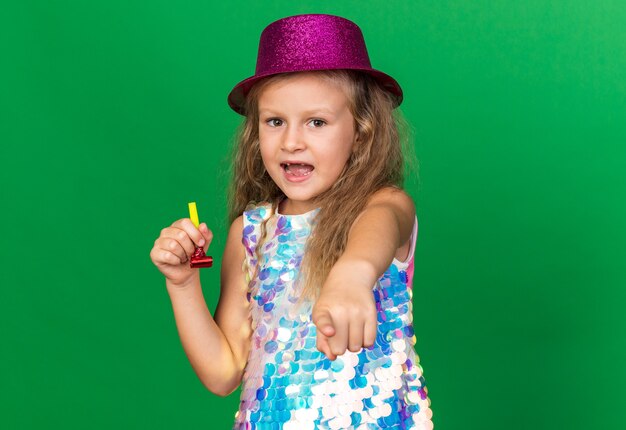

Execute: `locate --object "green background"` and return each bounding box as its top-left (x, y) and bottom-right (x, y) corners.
top-left (2, 1), bottom-right (625, 428)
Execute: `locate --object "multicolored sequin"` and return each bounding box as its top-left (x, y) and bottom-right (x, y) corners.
top-left (234, 202), bottom-right (433, 429)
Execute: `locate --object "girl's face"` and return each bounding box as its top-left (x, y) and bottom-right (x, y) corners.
top-left (258, 72), bottom-right (357, 215)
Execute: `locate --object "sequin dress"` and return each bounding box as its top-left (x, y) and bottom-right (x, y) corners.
top-left (233, 202), bottom-right (433, 430)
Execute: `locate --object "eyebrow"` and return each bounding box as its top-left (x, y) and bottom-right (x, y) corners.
top-left (258, 107), bottom-right (336, 116)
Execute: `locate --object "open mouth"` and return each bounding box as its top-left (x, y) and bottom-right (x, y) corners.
top-left (280, 162), bottom-right (315, 177)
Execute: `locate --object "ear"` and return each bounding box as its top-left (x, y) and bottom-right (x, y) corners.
top-left (351, 134), bottom-right (360, 154)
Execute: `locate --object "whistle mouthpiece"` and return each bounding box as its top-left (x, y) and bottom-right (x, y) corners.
top-left (188, 202), bottom-right (200, 228)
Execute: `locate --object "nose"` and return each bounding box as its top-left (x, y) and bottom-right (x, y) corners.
top-left (281, 124), bottom-right (306, 152)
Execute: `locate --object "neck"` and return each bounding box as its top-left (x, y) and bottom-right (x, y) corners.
top-left (278, 198), bottom-right (318, 215)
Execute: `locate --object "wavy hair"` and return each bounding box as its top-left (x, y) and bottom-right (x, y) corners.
top-left (228, 70), bottom-right (414, 301)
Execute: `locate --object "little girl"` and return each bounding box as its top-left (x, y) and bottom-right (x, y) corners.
top-left (150, 14), bottom-right (433, 430)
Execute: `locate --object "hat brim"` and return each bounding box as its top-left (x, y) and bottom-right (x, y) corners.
top-left (227, 67), bottom-right (403, 115)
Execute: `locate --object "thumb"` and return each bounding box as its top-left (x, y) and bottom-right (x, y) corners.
top-left (312, 309), bottom-right (336, 337)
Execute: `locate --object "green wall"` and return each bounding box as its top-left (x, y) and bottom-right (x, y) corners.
top-left (2, 1), bottom-right (625, 428)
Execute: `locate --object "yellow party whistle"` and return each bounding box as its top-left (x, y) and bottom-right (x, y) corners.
top-left (187, 202), bottom-right (212, 268)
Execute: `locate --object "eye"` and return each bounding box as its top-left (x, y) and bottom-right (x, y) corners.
top-left (266, 118), bottom-right (284, 127)
top-left (308, 119), bottom-right (326, 128)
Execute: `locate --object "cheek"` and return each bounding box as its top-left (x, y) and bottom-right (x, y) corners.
top-left (258, 139), bottom-right (272, 164)
top-left (337, 136), bottom-right (356, 164)
top-left (259, 151), bottom-right (273, 173)
top-left (338, 126), bottom-right (357, 156)
top-left (259, 143), bottom-right (282, 179)
top-left (322, 149), bottom-right (352, 177)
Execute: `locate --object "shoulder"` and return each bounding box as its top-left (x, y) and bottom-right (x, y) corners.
top-left (229, 214), bottom-right (244, 235)
top-left (366, 187), bottom-right (416, 260)
top-left (349, 186), bottom-right (415, 234)
top-left (367, 186), bottom-right (414, 205)
top-left (224, 215), bottom-right (245, 257)
top-left (365, 187), bottom-right (415, 222)
top-left (220, 216), bottom-right (246, 284)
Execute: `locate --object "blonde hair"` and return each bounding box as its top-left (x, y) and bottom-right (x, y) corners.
top-left (228, 70), bottom-right (414, 301)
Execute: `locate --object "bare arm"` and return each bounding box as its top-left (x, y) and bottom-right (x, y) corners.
top-left (165, 216), bottom-right (251, 396)
top-left (312, 187), bottom-right (416, 359)
top-left (338, 186), bottom-right (415, 278)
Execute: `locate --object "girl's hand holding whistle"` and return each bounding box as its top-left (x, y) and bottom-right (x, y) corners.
top-left (150, 202), bottom-right (213, 288)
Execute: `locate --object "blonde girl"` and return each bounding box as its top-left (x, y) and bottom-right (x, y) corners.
top-left (150, 14), bottom-right (433, 430)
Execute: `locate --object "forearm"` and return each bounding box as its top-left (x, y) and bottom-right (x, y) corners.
top-left (166, 277), bottom-right (242, 396)
top-left (314, 190), bottom-right (415, 359)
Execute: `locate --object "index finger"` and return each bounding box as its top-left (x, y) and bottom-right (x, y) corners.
top-left (316, 332), bottom-right (337, 361)
top-left (171, 218), bottom-right (206, 248)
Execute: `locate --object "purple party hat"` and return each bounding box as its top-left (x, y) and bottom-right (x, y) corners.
top-left (227, 14), bottom-right (403, 114)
